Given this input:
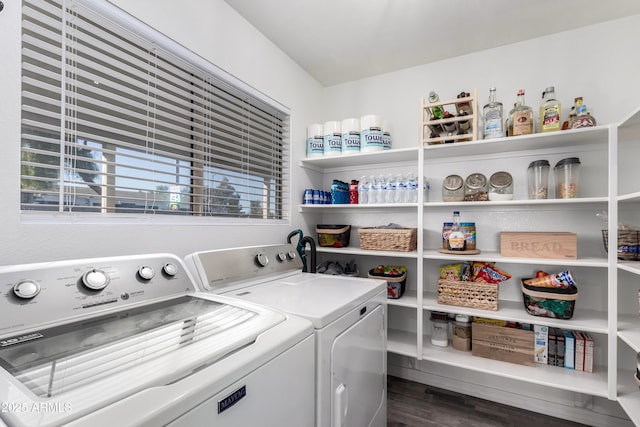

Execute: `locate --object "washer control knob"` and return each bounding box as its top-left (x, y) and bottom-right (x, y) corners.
top-left (162, 263), bottom-right (178, 277)
top-left (138, 266), bottom-right (155, 280)
top-left (82, 269), bottom-right (110, 291)
top-left (276, 252), bottom-right (287, 262)
top-left (286, 251), bottom-right (297, 260)
top-left (255, 252), bottom-right (269, 267)
top-left (13, 280), bottom-right (41, 299)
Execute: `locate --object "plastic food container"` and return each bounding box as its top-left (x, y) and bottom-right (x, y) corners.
top-left (368, 265), bottom-right (407, 299)
top-left (521, 279), bottom-right (578, 319)
top-left (527, 160), bottom-right (550, 199)
top-left (554, 157), bottom-right (581, 199)
top-left (316, 225), bottom-right (351, 247)
top-left (430, 311), bottom-right (449, 347)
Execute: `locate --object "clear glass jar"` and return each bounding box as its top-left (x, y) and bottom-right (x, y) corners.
top-left (452, 314), bottom-right (472, 351)
top-left (554, 157), bottom-right (581, 199)
top-left (442, 174), bottom-right (464, 202)
top-left (488, 171), bottom-right (513, 201)
top-left (464, 173), bottom-right (488, 201)
top-left (527, 160), bottom-right (550, 199)
top-left (430, 311), bottom-right (449, 347)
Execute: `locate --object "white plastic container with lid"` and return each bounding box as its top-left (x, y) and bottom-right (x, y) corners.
top-left (360, 114), bottom-right (384, 152)
top-left (341, 118), bottom-right (361, 155)
top-left (323, 120), bottom-right (342, 156)
top-left (306, 124), bottom-right (324, 157)
top-left (430, 311), bottom-right (449, 347)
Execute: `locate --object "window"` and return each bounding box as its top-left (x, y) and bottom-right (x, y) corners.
top-left (20, 0), bottom-right (290, 221)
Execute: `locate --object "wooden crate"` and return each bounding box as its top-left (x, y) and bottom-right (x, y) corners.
top-left (472, 322), bottom-right (535, 366)
top-left (421, 88), bottom-right (478, 145)
top-left (500, 232), bottom-right (577, 259)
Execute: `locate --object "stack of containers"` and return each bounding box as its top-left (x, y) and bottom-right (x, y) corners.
top-left (306, 114), bottom-right (392, 157)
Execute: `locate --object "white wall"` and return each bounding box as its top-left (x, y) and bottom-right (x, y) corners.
top-left (321, 15), bottom-right (640, 150)
top-left (0, 0), bottom-right (323, 265)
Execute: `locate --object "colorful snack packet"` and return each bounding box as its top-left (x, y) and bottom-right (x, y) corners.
top-left (440, 264), bottom-right (462, 280)
top-left (475, 264), bottom-right (512, 284)
top-left (523, 271), bottom-right (575, 289)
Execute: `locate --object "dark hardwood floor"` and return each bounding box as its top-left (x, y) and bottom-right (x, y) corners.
top-left (387, 376), bottom-right (588, 427)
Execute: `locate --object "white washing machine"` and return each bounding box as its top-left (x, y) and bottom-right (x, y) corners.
top-left (0, 254), bottom-right (315, 427)
top-left (185, 244), bottom-right (387, 427)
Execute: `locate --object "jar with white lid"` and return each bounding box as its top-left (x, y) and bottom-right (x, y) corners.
top-left (488, 171), bottom-right (513, 201)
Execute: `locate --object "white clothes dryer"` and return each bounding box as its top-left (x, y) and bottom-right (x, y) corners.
top-left (185, 244), bottom-right (387, 427)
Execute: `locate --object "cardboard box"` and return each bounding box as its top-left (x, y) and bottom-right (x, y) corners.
top-left (500, 232), bottom-right (577, 259)
top-left (534, 325), bottom-right (549, 364)
top-left (472, 322), bottom-right (535, 366)
top-left (554, 328), bottom-right (565, 367)
top-left (583, 332), bottom-right (594, 373)
top-left (563, 330), bottom-right (575, 369)
top-left (548, 329), bottom-right (557, 366)
top-left (573, 331), bottom-right (585, 371)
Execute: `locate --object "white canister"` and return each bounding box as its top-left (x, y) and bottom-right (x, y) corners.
top-left (323, 121), bottom-right (342, 156)
top-left (382, 120), bottom-right (392, 150)
top-left (360, 114), bottom-right (384, 152)
top-left (306, 124), bottom-right (324, 157)
top-left (341, 118), bottom-right (360, 155)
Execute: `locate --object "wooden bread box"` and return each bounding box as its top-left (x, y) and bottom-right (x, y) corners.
top-left (472, 322), bottom-right (535, 366)
top-left (500, 232), bottom-right (577, 259)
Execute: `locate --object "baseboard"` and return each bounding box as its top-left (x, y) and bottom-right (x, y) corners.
top-left (388, 364), bottom-right (633, 427)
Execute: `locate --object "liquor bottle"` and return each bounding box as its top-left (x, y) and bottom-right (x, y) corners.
top-left (441, 111), bottom-right (457, 143)
top-left (569, 97), bottom-right (597, 129)
top-left (456, 91), bottom-right (472, 115)
top-left (512, 89), bottom-right (534, 136)
top-left (539, 86), bottom-right (562, 133)
top-left (505, 103), bottom-right (516, 137)
top-left (428, 91), bottom-right (445, 119)
top-left (447, 211), bottom-right (466, 251)
top-left (483, 87), bottom-right (504, 139)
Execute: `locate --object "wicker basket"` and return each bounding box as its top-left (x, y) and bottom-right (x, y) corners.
top-left (437, 279), bottom-right (499, 311)
top-left (602, 229), bottom-right (640, 260)
top-left (358, 227), bottom-right (417, 252)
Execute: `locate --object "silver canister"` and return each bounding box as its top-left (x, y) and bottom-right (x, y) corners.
top-left (488, 171), bottom-right (513, 201)
top-left (442, 175), bottom-right (464, 202)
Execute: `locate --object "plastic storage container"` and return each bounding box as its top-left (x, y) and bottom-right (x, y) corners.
top-left (316, 225), bottom-right (351, 247)
top-left (527, 160), bottom-right (550, 199)
top-left (554, 157), bottom-right (581, 199)
top-left (430, 311), bottom-right (449, 347)
top-left (521, 279), bottom-right (578, 319)
top-left (368, 265), bottom-right (407, 299)
top-left (453, 314), bottom-right (472, 351)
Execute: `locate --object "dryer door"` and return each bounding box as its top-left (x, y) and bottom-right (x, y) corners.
top-left (331, 304), bottom-right (385, 427)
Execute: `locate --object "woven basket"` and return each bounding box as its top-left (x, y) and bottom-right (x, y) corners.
top-left (437, 279), bottom-right (499, 311)
top-left (358, 227), bottom-right (417, 252)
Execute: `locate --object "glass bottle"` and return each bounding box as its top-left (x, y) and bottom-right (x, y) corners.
top-left (441, 111), bottom-right (457, 143)
top-left (456, 91), bottom-right (472, 141)
top-left (539, 86), bottom-right (562, 133)
top-left (512, 89), bottom-right (534, 136)
top-left (569, 97), bottom-right (597, 129)
top-left (428, 91), bottom-right (445, 119)
top-left (447, 210), bottom-right (466, 251)
top-left (506, 102), bottom-right (516, 137)
top-left (483, 87), bottom-right (504, 139)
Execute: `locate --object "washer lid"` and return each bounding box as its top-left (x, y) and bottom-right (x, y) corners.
top-left (223, 273), bottom-right (386, 329)
top-left (0, 294), bottom-right (284, 426)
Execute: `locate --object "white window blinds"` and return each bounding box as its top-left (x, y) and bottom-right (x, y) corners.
top-left (20, 0), bottom-right (290, 221)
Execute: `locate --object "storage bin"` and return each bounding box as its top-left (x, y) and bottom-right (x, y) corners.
top-left (521, 279), bottom-right (578, 319)
top-left (437, 279), bottom-right (498, 311)
top-left (602, 229), bottom-right (640, 260)
top-left (316, 225), bottom-right (351, 247)
top-left (368, 265), bottom-right (406, 299)
top-left (358, 227), bottom-right (417, 251)
top-left (472, 322), bottom-right (535, 366)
